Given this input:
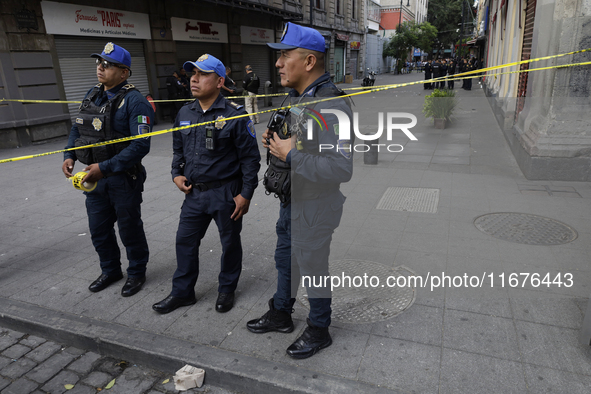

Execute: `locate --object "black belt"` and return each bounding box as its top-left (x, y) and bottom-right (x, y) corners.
top-left (193, 175), bottom-right (240, 192)
top-left (104, 162), bottom-right (143, 179)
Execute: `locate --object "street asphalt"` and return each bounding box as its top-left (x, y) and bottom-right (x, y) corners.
top-left (1, 72), bottom-right (590, 393)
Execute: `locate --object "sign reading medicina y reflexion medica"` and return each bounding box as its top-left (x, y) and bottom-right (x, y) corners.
top-left (170, 17), bottom-right (229, 43)
top-left (40, 1), bottom-right (151, 39)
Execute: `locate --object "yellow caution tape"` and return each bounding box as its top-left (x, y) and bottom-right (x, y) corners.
top-left (71, 171), bottom-right (97, 192)
top-left (2, 46), bottom-right (587, 105)
top-left (1, 50), bottom-right (590, 164)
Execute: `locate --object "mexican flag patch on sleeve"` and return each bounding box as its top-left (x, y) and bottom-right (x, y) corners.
top-left (138, 115), bottom-right (150, 124)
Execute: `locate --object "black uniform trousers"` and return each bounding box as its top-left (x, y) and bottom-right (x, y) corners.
top-left (172, 179), bottom-right (243, 299)
top-left (85, 169), bottom-right (149, 279)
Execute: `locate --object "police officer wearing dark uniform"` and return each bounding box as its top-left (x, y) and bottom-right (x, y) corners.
top-left (439, 59), bottom-right (448, 89)
top-left (464, 59), bottom-right (474, 90)
top-left (61, 42), bottom-right (153, 297)
top-left (431, 58), bottom-right (441, 90)
top-left (447, 59), bottom-right (456, 89)
top-left (246, 23), bottom-right (353, 359)
top-left (152, 54), bottom-right (261, 314)
top-left (424, 59), bottom-right (432, 89)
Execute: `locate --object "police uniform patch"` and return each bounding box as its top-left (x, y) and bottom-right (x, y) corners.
top-left (138, 124), bottom-right (149, 135)
top-left (333, 124), bottom-right (339, 136)
top-left (75, 118), bottom-right (83, 125)
top-left (104, 42), bottom-right (115, 54)
top-left (246, 120), bottom-right (256, 138)
top-left (338, 139), bottom-right (352, 159)
top-left (228, 101), bottom-right (244, 110)
top-left (118, 98), bottom-right (125, 109)
top-left (137, 115), bottom-right (150, 124)
top-left (92, 117), bottom-right (103, 131)
top-left (215, 116), bottom-right (226, 130)
top-left (179, 121), bottom-right (191, 126)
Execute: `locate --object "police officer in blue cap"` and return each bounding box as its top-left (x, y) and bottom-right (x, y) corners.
top-left (61, 42), bottom-right (153, 297)
top-left (152, 54), bottom-right (261, 314)
top-left (246, 23), bottom-right (353, 359)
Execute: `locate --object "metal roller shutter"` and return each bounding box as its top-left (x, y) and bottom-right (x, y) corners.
top-left (55, 37), bottom-right (151, 123)
top-left (242, 45), bottom-right (272, 92)
top-left (175, 42), bottom-right (224, 70)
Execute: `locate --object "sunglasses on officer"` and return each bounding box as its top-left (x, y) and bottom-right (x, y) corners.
top-left (95, 58), bottom-right (132, 75)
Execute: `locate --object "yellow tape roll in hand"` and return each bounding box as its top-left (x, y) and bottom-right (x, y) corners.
top-left (71, 171), bottom-right (97, 192)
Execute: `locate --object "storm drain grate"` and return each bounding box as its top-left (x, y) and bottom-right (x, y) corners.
top-left (473, 212), bottom-right (578, 245)
top-left (298, 260), bottom-right (416, 324)
top-left (376, 187), bottom-right (439, 213)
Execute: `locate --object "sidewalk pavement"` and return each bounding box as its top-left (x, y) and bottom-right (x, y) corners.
top-left (1, 72), bottom-right (591, 393)
top-left (0, 327), bottom-right (236, 394)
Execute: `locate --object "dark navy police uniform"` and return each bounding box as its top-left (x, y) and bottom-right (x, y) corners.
top-left (64, 80), bottom-right (153, 279)
top-left (170, 95), bottom-right (261, 299)
top-left (272, 72), bottom-right (353, 328)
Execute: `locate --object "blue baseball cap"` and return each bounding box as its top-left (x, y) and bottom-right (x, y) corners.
top-left (183, 54), bottom-right (226, 78)
top-left (90, 42), bottom-right (131, 69)
top-left (267, 22), bottom-right (325, 53)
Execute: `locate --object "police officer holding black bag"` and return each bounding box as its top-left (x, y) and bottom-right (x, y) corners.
top-left (246, 23), bottom-right (353, 359)
top-left (61, 42), bottom-right (153, 297)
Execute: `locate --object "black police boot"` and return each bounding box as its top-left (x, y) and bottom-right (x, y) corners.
top-left (286, 318), bottom-right (332, 359)
top-left (246, 298), bottom-right (294, 334)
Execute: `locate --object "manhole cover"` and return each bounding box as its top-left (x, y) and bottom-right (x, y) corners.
top-left (297, 260), bottom-right (416, 324)
top-left (473, 213), bottom-right (578, 245)
top-left (376, 187), bottom-right (440, 213)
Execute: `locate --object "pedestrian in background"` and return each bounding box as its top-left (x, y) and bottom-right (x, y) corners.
top-left (424, 59), bottom-right (432, 90)
top-left (61, 42), bottom-right (153, 297)
top-left (243, 65), bottom-right (260, 124)
top-left (221, 66), bottom-right (237, 97)
top-left (152, 54), bottom-right (261, 315)
top-left (447, 59), bottom-right (456, 89)
top-left (166, 70), bottom-right (186, 122)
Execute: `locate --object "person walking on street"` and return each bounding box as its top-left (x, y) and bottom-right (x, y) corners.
top-left (246, 22), bottom-right (353, 359)
top-left (221, 66), bottom-right (237, 97)
top-left (243, 65), bottom-right (260, 124)
top-left (152, 54), bottom-right (261, 315)
top-left (61, 42), bottom-right (153, 297)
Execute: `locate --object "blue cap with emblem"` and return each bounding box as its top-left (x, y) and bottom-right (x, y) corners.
top-left (183, 54), bottom-right (226, 78)
top-left (267, 22), bottom-right (325, 53)
top-left (90, 42), bottom-right (131, 69)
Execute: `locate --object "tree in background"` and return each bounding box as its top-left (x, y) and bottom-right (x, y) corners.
top-left (383, 21), bottom-right (437, 74)
top-left (427, 0), bottom-right (462, 58)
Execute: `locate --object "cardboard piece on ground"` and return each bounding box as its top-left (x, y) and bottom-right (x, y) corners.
top-left (173, 364), bottom-right (205, 391)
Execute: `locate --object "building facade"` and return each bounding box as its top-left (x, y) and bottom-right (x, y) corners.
top-left (481, 0), bottom-right (591, 180)
top-left (0, 0), bottom-right (364, 148)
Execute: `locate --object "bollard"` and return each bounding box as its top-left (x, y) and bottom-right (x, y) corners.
top-left (364, 144), bottom-right (378, 165)
top-left (264, 81), bottom-right (273, 107)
